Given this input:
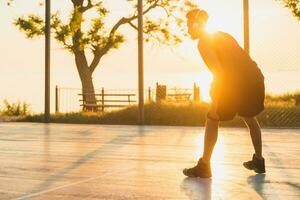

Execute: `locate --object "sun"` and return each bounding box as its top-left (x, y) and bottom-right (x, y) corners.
top-left (205, 20), bottom-right (218, 34)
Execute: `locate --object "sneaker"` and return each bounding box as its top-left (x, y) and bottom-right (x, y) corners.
top-left (243, 154), bottom-right (266, 173)
top-left (183, 158), bottom-right (212, 178)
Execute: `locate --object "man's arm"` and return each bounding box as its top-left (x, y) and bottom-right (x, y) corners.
top-left (197, 39), bottom-right (223, 79)
top-left (198, 38), bottom-right (223, 119)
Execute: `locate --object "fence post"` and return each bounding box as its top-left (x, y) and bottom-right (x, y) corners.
top-left (55, 85), bottom-right (59, 113)
top-left (193, 83), bottom-right (200, 102)
top-left (101, 87), bottom-right (105, 112)
top-left (148, 87), bottom-right (151, 102)
top-left (156, 82), bottom-right (167, 102)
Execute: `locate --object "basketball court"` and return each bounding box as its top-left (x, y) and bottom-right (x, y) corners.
top-left (0, 123), bottom-right (299, 199)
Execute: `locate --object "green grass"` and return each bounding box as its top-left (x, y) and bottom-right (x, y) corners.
top-left (17, 101), bottom-right (300, 128)
top-left (265, 92), bottom-right (300, 107)
top-left (17, 102), bottom-right (208, 126)
top-left (0, 100), bottom-right (30, 116)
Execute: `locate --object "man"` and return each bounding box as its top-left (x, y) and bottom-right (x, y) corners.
top-left (183, 9), bottom-right (266, 178)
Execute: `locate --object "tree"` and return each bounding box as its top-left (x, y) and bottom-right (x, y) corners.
top-left (14, 0), bottom-right (196, 111)
top-left (278, 0), bottom-right (300, 20)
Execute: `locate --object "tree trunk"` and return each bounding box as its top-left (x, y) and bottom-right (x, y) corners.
top-left (74, 51), bottom-right (97, 111)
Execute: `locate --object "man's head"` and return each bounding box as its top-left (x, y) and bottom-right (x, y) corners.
top-left (186, 9), bottom-right (209, 39)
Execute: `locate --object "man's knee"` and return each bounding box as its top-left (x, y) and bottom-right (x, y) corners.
top-left (243, 116), bottom-right (259, 128)
top-left (207, 110), bottom-right (220, 122)
top-left (206, 115), bottom-right (220, 127)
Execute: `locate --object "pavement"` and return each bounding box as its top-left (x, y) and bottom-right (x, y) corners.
top-left (0, 122), bottom-right (299, 200)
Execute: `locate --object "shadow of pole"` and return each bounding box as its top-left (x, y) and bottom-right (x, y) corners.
top-left (43, 124), bottom-right (50, 161)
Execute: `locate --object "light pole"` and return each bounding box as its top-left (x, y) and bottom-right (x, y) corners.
top-left (138, 0), bottom-right (144, 125)
top-left (45, 0), bottom-right (51, 123)
top-left (243, 0), bottom-right (249, 54)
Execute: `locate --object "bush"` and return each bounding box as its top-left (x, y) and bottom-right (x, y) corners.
top-left (0, 99), bottom-right (31, 116)
top-left (265, 92), bottom-right (300, 107)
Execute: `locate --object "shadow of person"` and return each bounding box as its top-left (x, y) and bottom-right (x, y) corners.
top-left (180, 177), bottom-right (212, 200)
top-left (247, 174), bottom-right (266, 199)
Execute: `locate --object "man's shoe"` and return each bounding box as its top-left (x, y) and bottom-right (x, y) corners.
top-left (243, 154), bottom-right (266, 173)
top-left (183, 158), bottom-right (212, 178)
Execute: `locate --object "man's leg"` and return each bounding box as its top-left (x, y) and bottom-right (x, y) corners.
top-left (243, 116), bottom-right (262, 158)
top-left (202, 117), bottom-right (219, 164)
top-left (182, 113), bottom-right (219, 178)
top-left (243, 116), bottom-right (265, 173)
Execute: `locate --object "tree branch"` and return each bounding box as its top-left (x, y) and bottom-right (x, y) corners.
top-left (128, 21), bottom-right (138, 30)
top-left (89, 0), bottom-right (159, 73)
top-left (125, 0), bottom-right (159, 22)
top-left (79, 0), bottom-right (93, 12)
top-left (89, 50), bottom-right (101, 73)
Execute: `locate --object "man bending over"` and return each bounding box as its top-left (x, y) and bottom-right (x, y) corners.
top-left (183, 9), bottom-right (266, 178)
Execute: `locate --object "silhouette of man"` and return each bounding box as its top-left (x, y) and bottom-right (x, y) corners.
top-left (183, 9), bottom-right (266, 178)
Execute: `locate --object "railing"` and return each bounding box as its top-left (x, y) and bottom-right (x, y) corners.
top-left (55, 87), bottom-right (152, 113)
top-left (78, 89), bottom-right (137, 111)
top-left (55, 83), bottom-right (201, 113)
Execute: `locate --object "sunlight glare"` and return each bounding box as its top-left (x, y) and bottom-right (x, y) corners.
top-left (205, 21), bottom-right (217, 34)
top-left (195, 133), bottom-right (227, 180)
top-left (198, 70), bottom-right (213, 102)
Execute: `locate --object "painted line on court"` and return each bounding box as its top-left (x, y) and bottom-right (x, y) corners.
top-left (15, 159), bottom-right (175, 199)
top-left (15, 167), bottom-right (133, 200)
top-left (16, 160), bottom-right (167, 199)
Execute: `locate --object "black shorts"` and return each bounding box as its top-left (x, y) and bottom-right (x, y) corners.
top-left (210, 76), bottom-right (265, 121)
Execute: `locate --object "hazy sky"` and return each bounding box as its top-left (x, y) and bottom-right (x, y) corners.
top-left (0, 0), bottom-right (300, 112)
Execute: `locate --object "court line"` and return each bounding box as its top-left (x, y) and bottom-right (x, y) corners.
top-left (16, 160), bottom-right (167, 199)
top-left (15, 167), bottom-right (134, 200)
top-left (19, 132), bottom-right (145, 197)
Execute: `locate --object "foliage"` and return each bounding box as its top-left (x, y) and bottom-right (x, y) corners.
top-left (14, 0), bottom-right (197, 70)
top-left (265, 92), bottom-right (300, 106)
top-left (14, 0), bottom-right (198, 111)
top-left (278, 0), bottom-right (300, 20)
top-left (0, 100), bottom-right (31, 116)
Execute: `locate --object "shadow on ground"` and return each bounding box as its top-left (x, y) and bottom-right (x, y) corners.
top-left (180, 177), bottom-right (212, 200)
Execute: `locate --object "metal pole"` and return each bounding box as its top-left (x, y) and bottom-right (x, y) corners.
top-left (148, 87), bottom-right (151, 102)
top-left (45, 0), bottom-right (51, 123)
top-left (102, 87), bottom-right (105, 112)
top-left (55, 85), bottom-right (59, 113)
top-left (138, 0), bottom-right (144, 125)
top-left (243, 0), bottom-right (250, 54)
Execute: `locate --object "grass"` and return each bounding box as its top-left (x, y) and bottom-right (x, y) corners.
top-left (265, 92), bottom-right (300, 106)
top-left (17, 101), bottom-right (300, 128)
top-left (0, 100), bottom-right (31, 122)
top-left (4, 92), bottom-right (299, 127)
top-left (0, 99), bottom-right (30, 116)
top-left (17, 102), bottom-right (208, 126)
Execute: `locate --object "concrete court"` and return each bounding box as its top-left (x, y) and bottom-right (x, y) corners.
top-left (0, 123), bottom-right (299, 200)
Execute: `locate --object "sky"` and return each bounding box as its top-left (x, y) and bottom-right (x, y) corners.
top-left (0, 0), bottom-right (300, 113)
